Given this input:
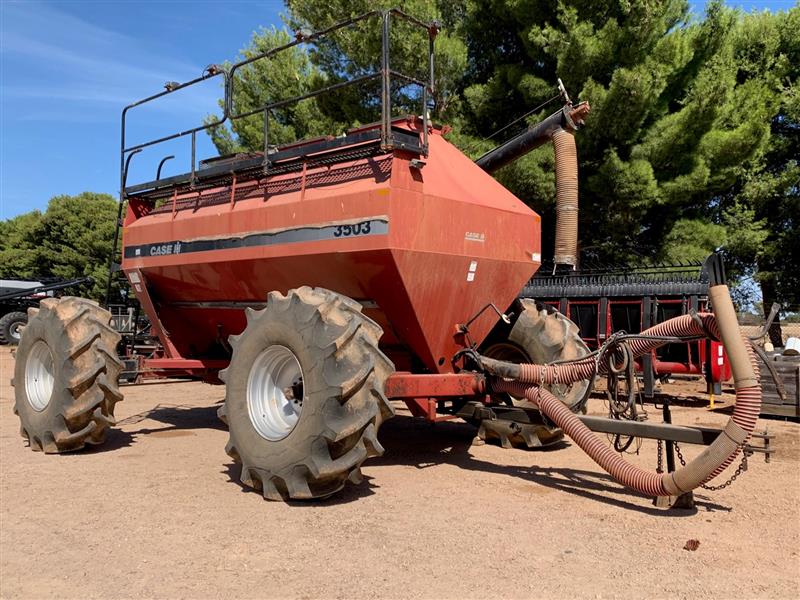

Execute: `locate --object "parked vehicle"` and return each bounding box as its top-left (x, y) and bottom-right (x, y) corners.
top-left (0, 277), bottom-right (91, 345)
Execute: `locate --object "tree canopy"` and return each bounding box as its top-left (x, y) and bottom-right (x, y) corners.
top-left (205, 0), bottom-right (798, 310)
top-left (3, 1), bottom-right (797, 312)
top-left (0, 192), bottom-right (118, 300)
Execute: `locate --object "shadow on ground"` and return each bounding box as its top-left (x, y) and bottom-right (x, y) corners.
top-left (67, 395), bottom-right (733, 514)
top-left (84, 403), bottom-right (227, 452)
top-left (218, 411), bottom-right (731, 514)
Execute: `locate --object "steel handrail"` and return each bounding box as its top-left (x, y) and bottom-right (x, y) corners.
top-left (119, 9), bottom-right (437, 195)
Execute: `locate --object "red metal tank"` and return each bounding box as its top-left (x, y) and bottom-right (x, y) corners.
top-left (121, 118), bottom-right (541, 373)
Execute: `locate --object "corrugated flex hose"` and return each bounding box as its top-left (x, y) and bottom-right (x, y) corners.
top-left (490, 284), bottom-right (761, 496)
top-left (552, 127), bottom-right (578, 268)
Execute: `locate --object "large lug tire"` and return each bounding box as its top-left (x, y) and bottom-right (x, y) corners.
top-left (475, 299), bottom-right (591, 449)
top-left (12, 297), bottom-right (123, 452)
top-left (0, 311), bottom-right (27, 345)
top-left (501, 298), bottom-right (591, 408)
top-left (219, 286), bottom-right (395, 501)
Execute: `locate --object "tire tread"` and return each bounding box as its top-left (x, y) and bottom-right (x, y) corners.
top-left (12, 297), bottom-right (123, 452)
top-left (224, 286), bottom-right (394, 500)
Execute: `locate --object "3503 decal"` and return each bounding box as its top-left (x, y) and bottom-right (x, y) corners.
top-left (333, 222), bottom-right (372, 237)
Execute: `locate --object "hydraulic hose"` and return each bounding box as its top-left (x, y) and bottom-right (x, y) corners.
top-left (490, 283), bottom-right (762, 496)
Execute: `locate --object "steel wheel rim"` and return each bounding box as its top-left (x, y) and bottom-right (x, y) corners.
top-left (25, 340), bottom-right (55, 411)
top-left (246, 345), bottom-right (304, 441)
top-left (484, 342), bottom-right (530, 401)
top-left (484, 341), bottom-right (581, 403)
top-left (484, 342), bottom-right (529, 363)
top-left (9, 321), bottom-right (23, 341)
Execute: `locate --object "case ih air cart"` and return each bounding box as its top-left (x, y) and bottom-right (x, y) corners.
top-left (13, 11), bottom-right (766, 504)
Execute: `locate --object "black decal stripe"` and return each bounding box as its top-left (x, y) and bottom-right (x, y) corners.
top-left (123, 219), bottom-right (388, 259)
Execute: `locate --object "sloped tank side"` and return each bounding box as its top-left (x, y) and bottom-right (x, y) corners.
top-left (381, 130), bottom-right (540, 371)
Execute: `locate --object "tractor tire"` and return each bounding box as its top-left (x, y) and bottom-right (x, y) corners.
top-left (0, 311), bottom-right (27, 345)
top-left (500, 298), bottom-right (591, 407)
top-left (12, 297), bottom-right (123, 452)
top-left (219, 286), bottom-right (395, 501)
top-left (475, 299), bottom-right (591, 448)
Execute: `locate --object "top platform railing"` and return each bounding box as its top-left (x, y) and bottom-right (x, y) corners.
top-left (119, 9), bottom-right (438, 201)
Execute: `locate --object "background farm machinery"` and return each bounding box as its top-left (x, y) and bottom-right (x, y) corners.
top-left (0, 276), bottom-right (92, 345)
top-left (522, 262), bottom-right (732, 398)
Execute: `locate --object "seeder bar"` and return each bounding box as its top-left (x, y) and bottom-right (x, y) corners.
top-left (577, 415), bottom-right (720, 445)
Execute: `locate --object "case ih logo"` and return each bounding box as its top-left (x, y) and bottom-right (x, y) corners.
top-left (149, 242), bottom-right (182, 256)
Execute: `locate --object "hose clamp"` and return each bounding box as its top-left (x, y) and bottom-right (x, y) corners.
top-left (689, 309), bottom-right (719, 341)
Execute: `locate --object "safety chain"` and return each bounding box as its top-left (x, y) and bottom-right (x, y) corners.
top-left (536, 364), bottom-right (561, 431)
top-left (674, 442), bottom-right (749, 491)
top-left (656, 439), bottom-right (664, 474)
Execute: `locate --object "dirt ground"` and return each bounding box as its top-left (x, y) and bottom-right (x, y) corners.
top-left (1, 347), bottom-right (799, 600)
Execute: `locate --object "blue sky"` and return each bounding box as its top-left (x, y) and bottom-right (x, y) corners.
top-left (0, 0), bottom-right (795, 220)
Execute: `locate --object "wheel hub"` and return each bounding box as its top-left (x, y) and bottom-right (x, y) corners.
top-left (9, 321), bottom-right (23, 341)
top-left (484, 342), bottom-right (529, 402)
top-left (25, 340), bottom-right (55, 411)
top-left (246, 345), bottom-right (304, 441)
